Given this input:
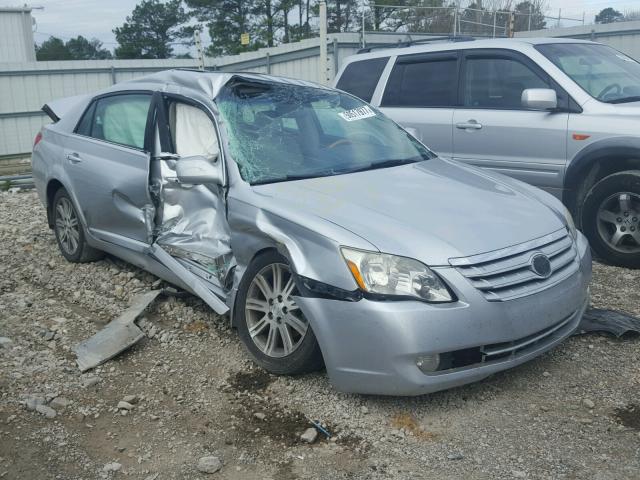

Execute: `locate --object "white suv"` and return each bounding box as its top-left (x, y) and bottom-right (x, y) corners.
top-left (334, 37), bottom-right (640, 268)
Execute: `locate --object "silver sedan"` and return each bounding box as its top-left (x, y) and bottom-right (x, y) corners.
top-left (32, 70), bottom-right (591, 395)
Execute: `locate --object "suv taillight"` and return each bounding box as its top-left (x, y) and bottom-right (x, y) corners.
top-left (33, 131), bottom-right (43, 148)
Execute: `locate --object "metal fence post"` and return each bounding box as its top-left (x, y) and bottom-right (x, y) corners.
top-left (361, 0), bottom-right (366, 48)
top-left (266, 52), bottom-right (271, 74)
top-left (493, 11), bottom-right (497, 37)
top-left (319, 0), bottom-right (328, 85)
top-left (110, 66), bottom-right (116, 85)
top-left (333, 38), bottom-right (339, 81)
top-left (453, 4), bottom-right (458, 37)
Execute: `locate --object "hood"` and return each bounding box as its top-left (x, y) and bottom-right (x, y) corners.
top-left (609, 101), bottom-right (640, 115)
top-left (252, 158), bottom-right (565, 265)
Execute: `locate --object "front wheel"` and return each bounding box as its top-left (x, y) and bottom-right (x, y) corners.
top-left (581, 171), bottom-right (640, 268)
top-left (235, 251), bottom-right (323, 375)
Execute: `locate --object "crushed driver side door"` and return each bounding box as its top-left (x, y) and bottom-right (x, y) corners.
top-left (147, 92), bottom-right (234, 315)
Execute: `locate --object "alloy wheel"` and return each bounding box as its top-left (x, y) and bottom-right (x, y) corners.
top-left (55, 197), bottom-right (80, 255)
top-left (596, 192), bottom-right (640, 254)
top-left (245, 263), bottom-right (309, 358)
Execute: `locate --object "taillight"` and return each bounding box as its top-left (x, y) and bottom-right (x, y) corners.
top-left (33, 131), bottom-right (43, 148)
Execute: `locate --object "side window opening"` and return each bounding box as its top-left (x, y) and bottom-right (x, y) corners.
top-left (463, 57), bottom-right (549, 109)
top-left (336, 57), bottom-right (389, 102)
top-left (381, 56), bottom-right (458, 108)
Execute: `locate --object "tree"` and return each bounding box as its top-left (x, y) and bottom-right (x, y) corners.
top-left (66, 36), bottom-right (112, 59)
top-left (36, 37), bottom-right (72, 61)
top-left (254, 0), bottom-right (278, 47)
top-left (114, 0), bottom-right (192, 59)
top-left (384, 0), bottom-right (452, 34)
top-left (186, 0), bottom-right (258, 56)
top-left (595, 7), bottom-right (623, 24)
top-left (36, 36), bottom-right (112, 61)
top-left (514, 1), bottom-right (546, 31)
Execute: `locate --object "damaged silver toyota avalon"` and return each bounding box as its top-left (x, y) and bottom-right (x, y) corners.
top-left (32, 70), bottom-right (591, 395)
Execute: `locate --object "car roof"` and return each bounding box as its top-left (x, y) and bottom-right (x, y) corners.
top-left (348, 37), bottom-right (598, 62)
top-left (108, 69), bottom-right (330, 99)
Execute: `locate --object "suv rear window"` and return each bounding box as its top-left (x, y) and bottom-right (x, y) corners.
top-left (336, 57), bottom-right (389, 102)
top-left (381, 55), bottom-right (458, 107)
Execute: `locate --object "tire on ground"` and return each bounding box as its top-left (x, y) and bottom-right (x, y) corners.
top-left (581, 170), bottom-right (640, 268)
top-left (235, 250), bottom-right (324, 375)
top-left (52, 188), bottom-right (105, 263)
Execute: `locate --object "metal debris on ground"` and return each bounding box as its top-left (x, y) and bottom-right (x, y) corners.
top-left (576, 308), bottom-right (640, 337)
top-left (310, 420), bottom-right (331, 439)
top-left (73, 290), bottom-right (162, 372)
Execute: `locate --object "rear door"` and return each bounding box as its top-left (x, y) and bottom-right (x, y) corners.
top-left (452, 49), bottom-right (569, 195)
top-left (64, 92), bottom-right (155, 246)
top-left (378, 51), bottom-right (460, 160)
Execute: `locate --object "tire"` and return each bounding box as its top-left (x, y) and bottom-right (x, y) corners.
top-left (235, 251), bottom-right (323, 375)
top-left (581, 170), bottom-right (640, 268)
top-left (52, 188), bottom-right (104, 263)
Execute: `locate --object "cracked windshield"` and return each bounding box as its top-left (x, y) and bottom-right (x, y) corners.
top-left (216, 82), bottom-right (434, 184)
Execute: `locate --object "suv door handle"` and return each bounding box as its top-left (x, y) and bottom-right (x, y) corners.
top-left (66, 152), bottom-right (82, 163)
top-left (456, 120), bottom-right (482, 130)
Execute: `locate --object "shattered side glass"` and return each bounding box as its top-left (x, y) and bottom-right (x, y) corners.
top-left (216, 82), bottom-right (434, 184)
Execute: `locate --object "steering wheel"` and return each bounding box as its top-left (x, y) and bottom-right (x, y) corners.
top-left (327, 138), bottom-right (353, 149)
top-left (597, 83), bottom-right (621, 100)
top-left (326, 132), bottom-right (384, 150)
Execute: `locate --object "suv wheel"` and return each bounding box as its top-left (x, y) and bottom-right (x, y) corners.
top-left (235, 251), bottom-right (323, 375)
top-left (582, 171), bottom-right (640, 268)
top-left (52, 189), bottom-right (104, 263)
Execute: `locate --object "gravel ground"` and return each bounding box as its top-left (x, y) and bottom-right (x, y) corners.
top-left (1, 190), bottom-right (639, 480)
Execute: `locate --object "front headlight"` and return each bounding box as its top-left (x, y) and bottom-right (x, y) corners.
top-left (341, 248), bottom-right (453, 303)
top-left (562, 206), bottom-right (577, 239)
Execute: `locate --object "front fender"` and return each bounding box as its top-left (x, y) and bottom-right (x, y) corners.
top-left (564, 136), bottom-right (640, 203)
top-left (226, 196), bottom-right (377, 324)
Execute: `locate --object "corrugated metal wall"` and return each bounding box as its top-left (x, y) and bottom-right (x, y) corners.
top-left (0, 8), bottom-right (36, 63)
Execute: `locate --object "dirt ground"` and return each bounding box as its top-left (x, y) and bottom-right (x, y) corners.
top-left (1, 190), bottom-right (639, 480)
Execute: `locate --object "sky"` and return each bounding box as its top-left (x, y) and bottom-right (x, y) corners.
top-left (2, 0), bottom-right (640, 54)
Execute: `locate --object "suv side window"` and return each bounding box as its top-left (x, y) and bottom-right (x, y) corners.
top-left (80, 93), bottom-right (151, 149)
top-left (381, 53), bottom-right (458, 108)
top-left (336, 57), bottom-right (388, 102)
top-left (463, 56), bottom-right (549, 109)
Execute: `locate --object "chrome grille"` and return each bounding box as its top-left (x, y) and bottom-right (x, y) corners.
top-left (450, 229), bottom-right (579, 301)
top-left (480, 311), bottom-right (576, 360)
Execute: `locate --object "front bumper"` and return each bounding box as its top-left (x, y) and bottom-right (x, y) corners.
top-left (295, 232), bottom-right (592, 396)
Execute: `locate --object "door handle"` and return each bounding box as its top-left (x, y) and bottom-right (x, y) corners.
top-left (66, 152), bottom-right (82, 163)
top-left (456, 120), bottom-right (482, 130)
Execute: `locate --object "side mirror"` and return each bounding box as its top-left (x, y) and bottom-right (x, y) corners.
top-left (521, 88), bottom-right (558, 111)
top-left (176, 154), bottom-right (223, 185)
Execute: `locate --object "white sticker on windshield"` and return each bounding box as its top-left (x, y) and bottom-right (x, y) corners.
top-left (338, 105), bottom-right (376, 121)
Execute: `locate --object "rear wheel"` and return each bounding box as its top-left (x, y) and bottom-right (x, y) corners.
top-left (235, 251), bottom-right (323, 375)
top-left (581, 171), bottom-right (640, 268)
top-left (52, 189), bottom-right (104, 263)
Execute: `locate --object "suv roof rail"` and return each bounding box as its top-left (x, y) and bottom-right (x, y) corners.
top-left (357, 35), bottom-right (476, 54)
